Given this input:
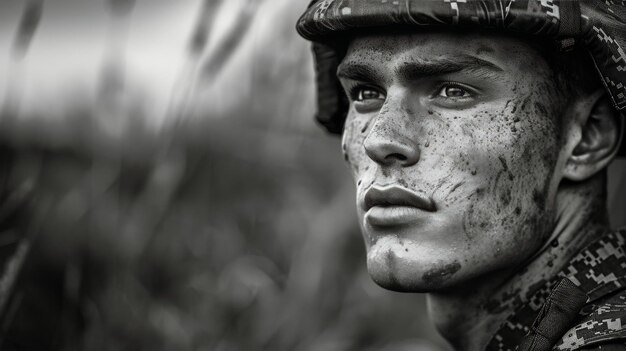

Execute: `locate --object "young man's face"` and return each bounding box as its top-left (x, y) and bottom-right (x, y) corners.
top-left (338, 32), bottom-right (567, 291)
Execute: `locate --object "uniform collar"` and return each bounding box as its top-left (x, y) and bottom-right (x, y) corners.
top-left (485, 230), bottom-right (626, 351)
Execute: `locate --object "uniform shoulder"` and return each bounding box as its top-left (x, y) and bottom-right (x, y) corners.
top-left (554, 289), bottom-right (626, 350)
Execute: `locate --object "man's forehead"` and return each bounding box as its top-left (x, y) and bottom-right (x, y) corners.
top-left (339, 32), bottom-right (538, 78)
top-left (337, 54), bottom-right (504, 83)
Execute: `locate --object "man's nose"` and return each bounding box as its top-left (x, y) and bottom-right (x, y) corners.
top-left (363, 100), bottom-right (421, 167)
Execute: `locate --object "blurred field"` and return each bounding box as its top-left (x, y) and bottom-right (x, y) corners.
top-left (0, 1), bottom-right (623, 351)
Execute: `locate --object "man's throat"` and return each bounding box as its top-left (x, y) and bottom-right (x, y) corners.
top-left (425, 188), bottom-right (610, 351)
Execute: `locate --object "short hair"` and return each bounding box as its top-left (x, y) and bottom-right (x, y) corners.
top-left (532, 39), bottom-right (603, 99)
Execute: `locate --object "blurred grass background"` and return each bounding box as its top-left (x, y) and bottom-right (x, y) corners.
top-left (0, 1), bottom-right (623, 350)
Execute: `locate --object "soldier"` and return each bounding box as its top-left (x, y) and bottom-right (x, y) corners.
top-left (296, 1), bottom-right (626, 350)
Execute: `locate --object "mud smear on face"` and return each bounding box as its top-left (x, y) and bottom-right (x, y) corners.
top-left (445, 181), bottom-right (465, 201)
top-left (341, 141), bottom-right (353, 165)
top-left (532, 186), bottom-right (548, 210)
top-left (361, 119), bottom-right (370, 133)
top-left (422, 261), bottom-right (462, 285)
top-left (462, 187), bottom-right (485, 238)
top-left (385, 249), bottom-right (402, 290)
top-left (534, 101), bottom-right (548, 117)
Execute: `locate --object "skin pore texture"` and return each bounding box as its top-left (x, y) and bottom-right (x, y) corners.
top-left (337, 32), bottom-right (622, 350)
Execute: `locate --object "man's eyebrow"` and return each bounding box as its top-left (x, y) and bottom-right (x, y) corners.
top-left (395, 56), bottom-right (503, 80)
top-left (336, 55), bottom-right (504, 82)
top-left (336, 63), bottom-right (383, 82)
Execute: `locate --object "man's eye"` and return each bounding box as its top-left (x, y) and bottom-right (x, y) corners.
top-left (348, 86), bottom-right (386, 112)
top-left (358, 88), bottom-right (384, 101)
top-left (352, 87), bottom-right (385, 102)
top-left (437, 84), bottom-right (473, 98)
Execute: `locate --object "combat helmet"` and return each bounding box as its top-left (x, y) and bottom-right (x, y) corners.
top-left (296, 0), bottom-right (626, 155)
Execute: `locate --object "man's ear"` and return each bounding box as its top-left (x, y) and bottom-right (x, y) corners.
top-left (563, 93), bottom-right (624, 182)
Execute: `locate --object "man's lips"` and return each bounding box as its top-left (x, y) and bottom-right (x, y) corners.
top-left (362, 185), bottom-right (436, 212)
top-left (362, 185), bottom-right (436, 227)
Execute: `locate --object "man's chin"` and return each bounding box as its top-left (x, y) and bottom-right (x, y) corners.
top-left (367, 261), bottom-right (462, 292)
top-left (369, 271), bottom-right (433, 293)
top-left (365, 242), bottom-right (464, 292)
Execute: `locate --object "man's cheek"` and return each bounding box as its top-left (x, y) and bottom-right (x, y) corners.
top-left (463, 157), bottom-right (549, 260)
top-left (343, 118), bottom-right (371, 175)
top-left (341, 121), bottom-right (358, 170)
top-left (458, 155), bottom-right (525, 238)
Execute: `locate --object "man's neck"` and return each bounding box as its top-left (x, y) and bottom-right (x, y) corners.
top-left (427, 175), bottom-right (611, 351)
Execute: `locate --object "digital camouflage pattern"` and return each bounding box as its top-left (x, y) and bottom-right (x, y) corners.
top-left (556, 291), bottom-right (626, 349)
top-left (487, 230), bottom-right (626, 350)
top-left (296, 0), bottom-right (626, 148)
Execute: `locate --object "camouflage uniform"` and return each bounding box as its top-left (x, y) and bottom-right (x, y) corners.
top-left (487, 230), bottom-right (626, 350)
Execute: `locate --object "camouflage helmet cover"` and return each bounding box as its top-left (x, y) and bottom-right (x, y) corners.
top-left (296, 0), bottom-right (626, 155)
